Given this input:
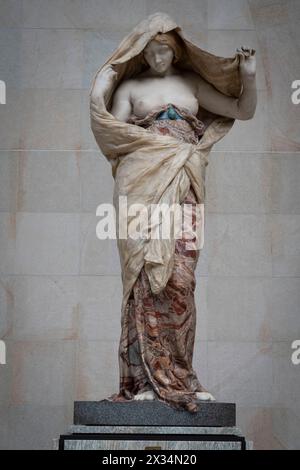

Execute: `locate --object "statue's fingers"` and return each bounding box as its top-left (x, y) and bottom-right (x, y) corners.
top-left (237, 53), bottom-right (245, 63)
top-left (102, 64), bottom-right (112, 71)
top-left (243, 47), bottom-right (251, 56)
top-left (242, 46), bottom-right (252, 57)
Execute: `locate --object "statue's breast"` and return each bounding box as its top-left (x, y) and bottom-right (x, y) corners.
top-left (130, 75), bottom-right (199, 118)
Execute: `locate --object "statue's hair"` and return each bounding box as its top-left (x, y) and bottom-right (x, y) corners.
top-left (142, 30), bottom-right (184, 65)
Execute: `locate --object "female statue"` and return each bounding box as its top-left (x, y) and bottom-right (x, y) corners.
top-left (89, 12), bottom-right (257, 413)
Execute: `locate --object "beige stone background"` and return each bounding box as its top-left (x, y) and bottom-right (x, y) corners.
top-left (0, 0), bottom-right (300, 450)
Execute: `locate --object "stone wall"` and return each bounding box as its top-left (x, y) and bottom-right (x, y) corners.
top-left (0, 0), bottom-right (299, 449)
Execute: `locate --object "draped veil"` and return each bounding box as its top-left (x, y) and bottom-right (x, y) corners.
top-left (89, 11), bottom-right (242, 330)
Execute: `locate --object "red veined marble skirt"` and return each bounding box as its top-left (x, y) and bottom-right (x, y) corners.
top-left (105, 103), bottom-right (208, 413)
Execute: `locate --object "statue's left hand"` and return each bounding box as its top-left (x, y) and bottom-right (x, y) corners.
top-left (236, 46), bottom-right (256, 78)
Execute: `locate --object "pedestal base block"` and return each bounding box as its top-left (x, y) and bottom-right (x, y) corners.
top-left (57, 401), bottom-right (253, 450)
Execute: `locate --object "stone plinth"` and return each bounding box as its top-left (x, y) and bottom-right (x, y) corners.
top-left (56, 401), bottom-right (253, 450)
top-left (74, 400), bottom-right (236, 427)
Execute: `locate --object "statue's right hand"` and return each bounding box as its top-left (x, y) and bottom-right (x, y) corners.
top-left (98, 64), bottom-right (118, 86)
top-left (91, 64), bottom-right (118, 101)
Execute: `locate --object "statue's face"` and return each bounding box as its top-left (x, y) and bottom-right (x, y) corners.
top-left (143, 40), bottom-right (174, 74)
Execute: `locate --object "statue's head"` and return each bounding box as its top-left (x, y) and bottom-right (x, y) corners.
top-left (142, 31), bottom-right (183, 73)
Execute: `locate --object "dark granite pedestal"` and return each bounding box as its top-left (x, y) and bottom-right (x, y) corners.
top-left (74, 400), bottom-right (236, 427)
top-left (57, 400), bottom-right (252, 450)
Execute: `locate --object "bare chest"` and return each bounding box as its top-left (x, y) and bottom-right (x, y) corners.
top-left (129, 74), bottom-right (199, 118)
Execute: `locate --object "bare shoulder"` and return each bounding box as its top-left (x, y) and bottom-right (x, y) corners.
top-left (114, 78), bottom-right (135, 96)
top-left (182, 70), bottom-right (206, 89)
top-left (182, 70), bottom-right (199, 81)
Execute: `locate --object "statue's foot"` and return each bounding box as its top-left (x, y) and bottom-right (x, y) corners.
top-left (133, 390), bottom-right (215, 402)
top-left (196, 392), bottom-right (216, 401)
top-left (133, 390), bottom-right (156, 401)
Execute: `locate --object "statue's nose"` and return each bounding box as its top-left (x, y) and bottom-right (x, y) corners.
top-left (154, 56), bottom-right (163, 66)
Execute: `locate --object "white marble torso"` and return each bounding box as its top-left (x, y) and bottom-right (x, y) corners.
top-left (123, 70), bottom-right (200, 118)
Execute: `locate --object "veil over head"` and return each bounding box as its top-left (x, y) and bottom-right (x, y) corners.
top-left (89, 11), bottom-right (242, 118)
top-left (142, 30), bottom-right (184, 64)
